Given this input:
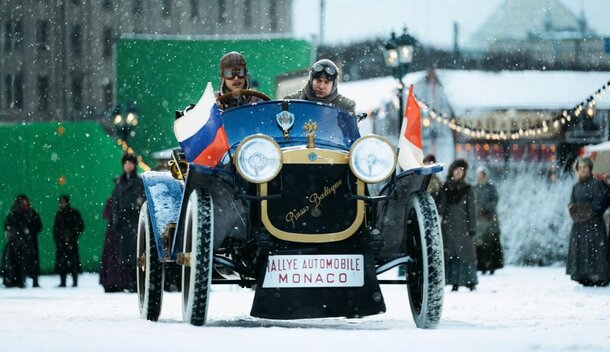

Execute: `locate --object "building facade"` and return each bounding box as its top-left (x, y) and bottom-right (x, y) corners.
top-left (0, 0), bottom-right (292, 122)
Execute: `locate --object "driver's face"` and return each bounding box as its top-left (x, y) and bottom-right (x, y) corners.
top-left (312, 77), bottom-right (333, 98)
top-left (225, 67), bottom-right (246, 92)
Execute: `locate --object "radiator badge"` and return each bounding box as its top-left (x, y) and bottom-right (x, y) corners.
top-left (285, 179), bottom-right (343, 228)
top-left (276, 110), bottom-right (295, 138)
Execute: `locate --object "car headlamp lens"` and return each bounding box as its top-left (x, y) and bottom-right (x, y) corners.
top-left (235, 135), bottom-right (282, 183)
top-left (349, 135), bottom-right (397, 183)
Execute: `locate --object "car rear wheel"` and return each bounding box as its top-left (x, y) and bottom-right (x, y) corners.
top-left (181, 189), bottom-right (214, 326)
top-left (137, 201), bottom-right (165, 321)
top-left (404, 191), bottom-right (444, 329)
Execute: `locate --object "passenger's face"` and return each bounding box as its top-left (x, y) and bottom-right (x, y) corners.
top-left (312, 77), bottom-right (333, 98)
top-left (477, 172), bottom-right (487, 184)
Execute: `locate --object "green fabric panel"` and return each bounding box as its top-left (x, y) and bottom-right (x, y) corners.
top-left (116, 38), bottom-right (311, 163)
top-left (0, 122), bottom-right (123, 274)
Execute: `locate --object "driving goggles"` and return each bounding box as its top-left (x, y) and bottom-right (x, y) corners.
top-left (311, 63), bottom-right (337, 80)
top-left (222, 67), bottom-right (247, 79)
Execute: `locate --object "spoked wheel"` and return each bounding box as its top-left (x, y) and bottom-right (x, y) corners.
top-left (137, 201), bottom-right (165, 321)
top-left (404, 191), bottom-right (445, 329)
top-left (181, 189), bottom-right (214, 326)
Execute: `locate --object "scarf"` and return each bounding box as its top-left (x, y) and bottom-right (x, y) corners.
top-left (300, 80), bottom-right (338, 104)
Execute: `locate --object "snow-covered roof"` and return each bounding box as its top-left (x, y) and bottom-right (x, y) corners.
top-left (338, 71), bottom-right (427, 114)
top-left (341, 69), bottom-right (610, 115)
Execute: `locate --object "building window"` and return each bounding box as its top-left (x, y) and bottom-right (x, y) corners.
top-left (102, 0), bottom-right (112, 10)
top-left (133, 0), bottom-right (143, 15)
top-left (102, 28), bottom-right (113, 58)
top-left (38, 76), bottom-right (50, 113)
top-left (218, 0), bottom-right (226, 25)
top-left (72, 75), bottom-right (83, 111)
top-left (36, 20), bottom-right (49, 50)
top-left (4, 20), bottom-right (24, 52)
top-left (270, 0), bottom-right (278, 31)
top-left (190, 0), bottom-right (198, 19)
top-left (103, 83), bottom-right (113, 111)
top-left (71, 0), bottom-right (81, 5)
top-left (14, 19), bottom-right (23, 50)
top-left (244, 0), bottom-right (252, 28)
top-left (4, 75), bottom-right (11, 108)
top-left (5, 73), bottom-right (23, 109)
top-left (70, 24), bottom-right (82, 57)
top-left (4, 21), bottom-right (12, 52)
top-left (162, 0), bottom-right (171, 17)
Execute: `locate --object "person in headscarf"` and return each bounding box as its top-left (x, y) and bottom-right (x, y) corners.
top-left (436, 159), bottom-right (478, 292)
top-left (566, 157), bottom-right (610, 287)
top-left (473, 165), bottom-right (504, 275)
top-left (284, 59), bottom-right (356, 114)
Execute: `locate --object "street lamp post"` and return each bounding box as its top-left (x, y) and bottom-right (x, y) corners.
top-left (112, 102), bottom-right (139, 145)
top-left (383, 27), bottom-right (417, 136)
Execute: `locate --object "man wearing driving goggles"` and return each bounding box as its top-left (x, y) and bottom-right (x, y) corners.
top-left (284, 59), bottom-right (356, 115)
top-left (216, 51), bottom-right (265, 110)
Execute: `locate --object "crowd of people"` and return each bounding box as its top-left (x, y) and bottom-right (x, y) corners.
top-left (1, 51), bottom-right (608, 294)
top-left (0, 152), bottom-right (144, 291)
top-left (428, 154), bottom-right (610, 291)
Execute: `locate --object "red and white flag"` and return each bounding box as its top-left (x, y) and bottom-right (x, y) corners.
top-left (397, 84), bottom-right (423, 170)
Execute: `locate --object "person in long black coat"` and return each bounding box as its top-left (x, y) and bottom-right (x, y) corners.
top-left (53, 195), bottom-right (84, 287)
top-left (474, 166), bottom-right (504, 274)
top-left (99, 197), bottom-right (131, 292)
top-left (111, 153), bottom-right (145, 292)
top-left (437, 159), bottom-right (478, 291)
top-left (566, 157), bottom-right (610, 287)
top-left (2, 195), bottom-right (42, 288)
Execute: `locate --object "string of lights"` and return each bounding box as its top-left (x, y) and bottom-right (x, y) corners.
top-left (418, 81), bottom-right (610, 140)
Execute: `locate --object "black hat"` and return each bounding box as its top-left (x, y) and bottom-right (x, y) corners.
top-left (121, 153), bottom-right (138, 165)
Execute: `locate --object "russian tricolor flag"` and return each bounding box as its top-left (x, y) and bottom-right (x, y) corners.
top-left (174, 82), bottom-right (229, 167)
top-left (397, 84), bottom-right (423, 170)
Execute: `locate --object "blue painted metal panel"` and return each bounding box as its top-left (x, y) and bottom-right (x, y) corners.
top-left (142, 171), bottom-right (184, 259)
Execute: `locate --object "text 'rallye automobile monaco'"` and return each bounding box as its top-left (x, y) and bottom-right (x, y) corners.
top-left (136, 83), bottom-right (445, 329)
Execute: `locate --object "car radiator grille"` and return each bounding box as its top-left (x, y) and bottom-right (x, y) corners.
top-left (265, 164), bottom-right (359, 235)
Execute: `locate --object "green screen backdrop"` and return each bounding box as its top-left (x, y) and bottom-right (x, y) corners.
top-left (0, 122), bottom-right (124, 274)
top-left (116, 37), bottom-right (312, 162)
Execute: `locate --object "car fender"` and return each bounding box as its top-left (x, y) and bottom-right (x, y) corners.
top-left (142, 171), bottom-right (184, 259)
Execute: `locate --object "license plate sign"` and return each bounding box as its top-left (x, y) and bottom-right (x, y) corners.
top-left (262, 254), bottom-right (364, 288)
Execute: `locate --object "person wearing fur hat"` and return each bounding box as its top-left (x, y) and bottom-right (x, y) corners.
top-left (473, 165), bottom-right (504, 275)
top-left (284, 59), bottom-right (356, 114)
top-left (109, 153), bottom-right (145, 292)
top-left (566, 157), bottom-right (610, 287)
top-left (216, 51), bottom-right (265, 110)
top-left (436, 159), bottom-right (478, 291)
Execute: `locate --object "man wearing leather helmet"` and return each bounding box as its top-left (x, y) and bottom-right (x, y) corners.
top-left (284, 59), bottom-right (356, 114)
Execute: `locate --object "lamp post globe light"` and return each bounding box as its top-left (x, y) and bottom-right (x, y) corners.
top-left (383, 27), bottom-right (417, 136)
top-left (112, 102), bottom-right (138, 144)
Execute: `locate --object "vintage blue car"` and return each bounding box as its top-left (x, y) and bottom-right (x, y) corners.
top-left (136, 90), bottom-right (445, 328)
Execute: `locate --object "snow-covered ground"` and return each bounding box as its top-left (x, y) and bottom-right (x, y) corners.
top-left (1, 266), bottom-right (609, 351)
